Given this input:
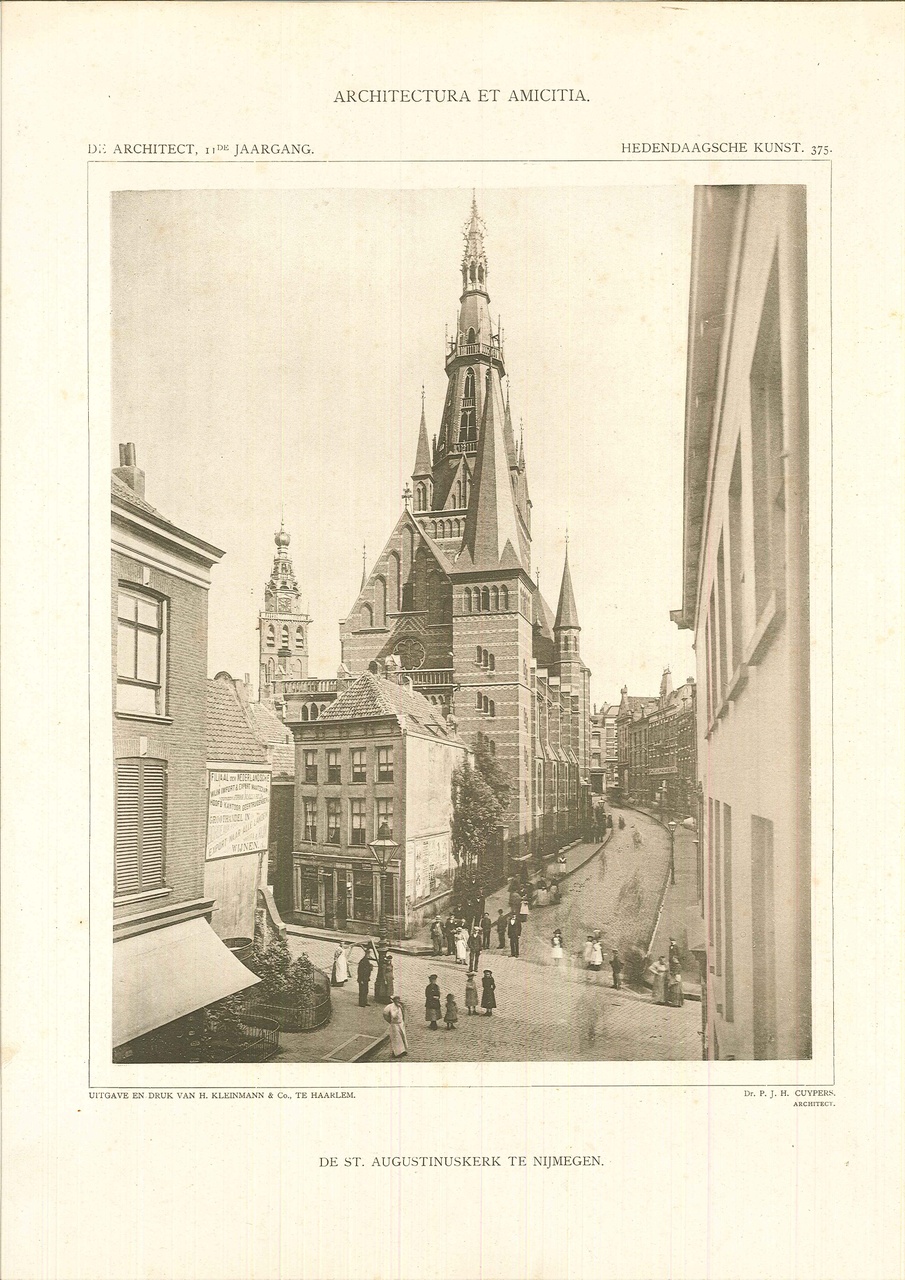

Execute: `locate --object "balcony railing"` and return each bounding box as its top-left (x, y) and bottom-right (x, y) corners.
top-left (281, 678), bottom-right (340, 694)
top-left (409, 669), bottom-right (455, 687)
top-left (445, 341), bottom-right (505, 370)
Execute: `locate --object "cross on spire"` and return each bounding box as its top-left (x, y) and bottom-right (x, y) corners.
top-left (402, 483), bottom-right (412, 511)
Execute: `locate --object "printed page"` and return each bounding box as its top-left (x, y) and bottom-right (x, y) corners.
top-left (1, 4), bottom-right (902, 1278)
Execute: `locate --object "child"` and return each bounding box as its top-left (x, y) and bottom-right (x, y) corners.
top-left (464, 971), bottom-right (479, 1014)
top-left (481, 969), bottom-right (496, 1016)
top-left (444, 993), bottom-right (459, 1030)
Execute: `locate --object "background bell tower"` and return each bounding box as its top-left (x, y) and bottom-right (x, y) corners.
top-left (259, 524), bottom-right (311, 704)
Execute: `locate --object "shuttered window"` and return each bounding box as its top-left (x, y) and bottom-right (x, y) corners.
top-left (115, 758), bottom-right (167, 896)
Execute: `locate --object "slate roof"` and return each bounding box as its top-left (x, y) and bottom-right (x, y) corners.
top-left (412, 400), bottom-right (432, 477)
top-left (206, 677), bottom-right (269, 764)
top-left (244, 699), bottom-right (295, 779)
top-left (456, 372), bottom-right (524, 572)
top-left (318, 672), bottom-right (457, 738)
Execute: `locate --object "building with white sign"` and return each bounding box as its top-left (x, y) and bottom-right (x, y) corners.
top-left (204, 673), bottom-right (272, 943)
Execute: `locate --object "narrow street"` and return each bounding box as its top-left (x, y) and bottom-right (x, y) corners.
top-left (283, 809), bottom-right (700, 1062)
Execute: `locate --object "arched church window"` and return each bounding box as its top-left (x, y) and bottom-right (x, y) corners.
top-left (469, 264), bottom-right (476, 283)
top-left (266, 623), bottom-right (275, 647)
top-left (281, 624), bottom-right (290, 648)
top-left (464, 587), bottom-right (472, 613)
top-left (500, 586), bottom-right (509, 610)
top-left (476, 693), bottom-right (482, 710)
top-left (301, 705), bottom-right (309, 721)
top-left (481, 587), bottom-right (490, 611)
top-left (375, 576), bottom-right (387, 628)
top-left (489, 701), bottom-right (495, 718)
top-left (459, 368), bottom-right (476, 443)
top-left (361, 603), bottom-right (373, 629)
top-left (476, 646), bottom-right (482, 664)
top-left (489, 654), bottom-right (495, 671)
top-left (474, 590), bottom-right (482, 613)
top-left (492, 586), bottom-right (499, 611)
top-left (478, 265), bottom-right (484, 284)
top-left (295, 626), bottom-right (305, 649)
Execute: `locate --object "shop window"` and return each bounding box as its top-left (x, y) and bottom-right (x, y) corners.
top-left (352, 867), bottom-right (374, 920)
top-left (114, 758), bottom-right (166, 896)
top-left (300, 868), bottom-right (319, 912)
top-left (116, 588), bottom-right (167, 718)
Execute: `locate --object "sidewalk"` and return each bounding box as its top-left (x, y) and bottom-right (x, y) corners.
top-left (647, 824), bottom-right (703, 997)
top-left (272, 977), bottom-right (389, 1063)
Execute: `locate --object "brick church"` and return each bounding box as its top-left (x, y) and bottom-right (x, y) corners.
top-left (336, 198), bottom-right (592, 859)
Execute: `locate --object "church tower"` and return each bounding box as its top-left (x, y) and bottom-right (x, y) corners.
top-left (258, 524), bottom-right (311, 704)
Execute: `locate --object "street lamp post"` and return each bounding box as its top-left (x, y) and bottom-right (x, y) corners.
top-left (369, 822), bottom-right (399, 1004)
top-left (667, 819), bottom-right (677, 887)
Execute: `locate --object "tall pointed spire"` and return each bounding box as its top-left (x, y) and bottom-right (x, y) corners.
top-left (503, 382), bottom-right (517, 470)
top-left (459, 369), bottom-right (524, 571)
top-left (412, 386), bottom-right (432, 479)
top-left (554, 540), bottom-right (581, 631)
top-left (461, 192), bottom-right (488, 294)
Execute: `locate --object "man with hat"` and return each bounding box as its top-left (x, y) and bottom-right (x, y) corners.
top-left (424, 974), bottom-right (442, 1030)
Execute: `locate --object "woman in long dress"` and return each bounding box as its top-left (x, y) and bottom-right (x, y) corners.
top-left (455, 926), bottom-right (468, 966)
top-left (666, 960), bottom-right (684, 1007)
top-left (550, 932), bottom-right (564, 964)
top-left (331, 942), bottom-right (349, 987)
top-left (651, 957), bottom-right (668, 1004)
top-left (481, 970), bottom-right (497, 1016)
top-left (589, 939), bottom-right (603, 971)
top-left (383, 996), bottom-right (408, 1058)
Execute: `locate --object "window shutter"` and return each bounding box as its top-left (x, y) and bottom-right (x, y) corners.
top-left (114, 761), bottom-right (141, 895)
top-left (140, 760), bottom-right (166, 888)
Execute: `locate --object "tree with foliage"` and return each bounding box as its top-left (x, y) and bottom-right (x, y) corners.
top-left (451, 732), bottom-right (512, 893)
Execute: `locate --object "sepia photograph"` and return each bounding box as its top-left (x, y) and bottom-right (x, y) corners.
top-left (109, 183), bottom-right (811, 1066)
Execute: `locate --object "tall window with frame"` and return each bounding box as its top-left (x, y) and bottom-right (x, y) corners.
top-left (114, 758), bottom-right (166, 896)
top-left (116, 588), bottom-right (166, 717)
top-left (326, 798), bottom-right (341, 845)
top-left (350, 798), bottom-right (366, 846)
top-left (303, 798), bottom-right (318, 843)
top-left (376, 797), bottom-right (394, 839)
top-left (326, 749), bottom-right (341, 784)
top-left (350, 748), bottom-right (366, 783)
top-left (377, 746), bottom-right (394, 782)
top-left (304, 750), bottom-right (318, 784)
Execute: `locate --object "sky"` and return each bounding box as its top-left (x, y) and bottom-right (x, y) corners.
top-left (111, 185), bottom-right (695, 708)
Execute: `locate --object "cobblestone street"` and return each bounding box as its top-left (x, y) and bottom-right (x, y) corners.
top-left (285, 809), bottom-right (700, 1063)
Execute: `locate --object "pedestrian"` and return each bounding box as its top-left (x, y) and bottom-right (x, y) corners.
top-left (481, 969), bottom-right (497, 1016)
top-left (455, 925), bottom-right (468, 966)
top-left (444, 993), bottom-right (459, 1030)
top-left (468, 926), bottom-right (482, 970)
top-left (331, 941), bottom-right (349, 987)
top-left (464, 970), bottom-right (479, 1014)
top-left (583, 936), bottom-right (595, 969)
top-left (651, 956), bottom-right (668, 1005)
top-left (357, 951), bottom-right (373, 1006)
top-left (667, 957), bottom-right (684, 1007)
top-left (589, 938), bottom-right (603, 971)
top-left (508, 881), bottom-right (522, 915)
top-left (507, 912), bottom-right (521, 958)
top-left (618, 815), bottom-right (625, 830)
top-left (550, 931), bottom-right (564, 964)
top-left (496, 909), bottom-right (507, 948)
top-left (430, 919), bottom-right (444, 956)
top-left (425, 974), bottom-right (442, 1029)
top-left (549, 879), bottom-right (561, 904)
top-left (383, 995), bottom-right (409, 1058)
top-left (481, 911), bottom-right (492, 950)
top-left (668, 938), bottom-right (680, 969)
top-left (611, 949), bottom-right (623, 990)
top-left (519, 895), bottom-right (530, 926)
top-left (383, 953), bottom-right (395, 1000)
top-left (444, 915), bottom-right (455, 957)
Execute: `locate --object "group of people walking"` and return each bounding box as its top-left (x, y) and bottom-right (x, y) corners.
top-left (430, 915), bottom-right (492, 967)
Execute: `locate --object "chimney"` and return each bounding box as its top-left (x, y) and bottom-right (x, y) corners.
top-left (113, 442), bottom-right (145, 498)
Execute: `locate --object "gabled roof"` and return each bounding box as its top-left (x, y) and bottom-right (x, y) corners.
top-left (456, 372), bottom-right (524, 573)
top-left (318, 672), bottom-right (459, 739)
top-left (245, 700), bottom-right (292, 745)
top-left (554, 545), bottom-right (580, 630)
top-left (206, 677), bottom-right (269, 764)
